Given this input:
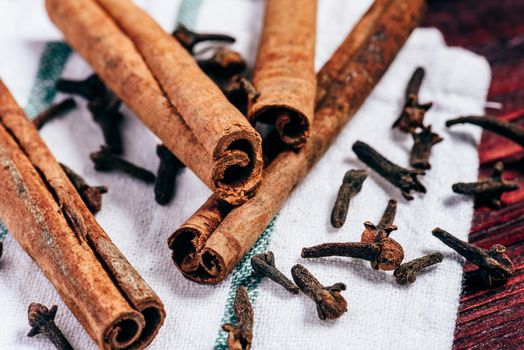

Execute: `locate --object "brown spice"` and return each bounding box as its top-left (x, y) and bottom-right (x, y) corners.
top-left (155, 144), bottom-right (184, 205)
top-left (446, 115), bottom-right (524, 148)
top-left (410, 125), bottom-right (443, 169)
top-left (302, 200), bottom-right (404, 271)
top-left (393, 253), bottom-right (443, 285)
top-left (452, 161), bottom-right (519, 208)
top-left (330, 169), bottom-right (367, 228)
top-left (33, 98), bottom-right (77, 130)
top-left (0, 80), bottom-right (165, 349)
top-left (60, 163), bottom-right (107, 214)
top-left (249, 0), bottom-right (317, 148)
top-left (251, 252), bottom-right (299, 294)
top-left (353, 141), bottom-right (426, 200)
top-left (46, 0), bottom-right (263, 205)
top-left (90, 146), bottom-right (156, 183)
top-left (432, 227), bottom-right (513, 287)
top-left (392, 67), bottom-right (432, 132)
top-left (222, 287), bottom-right (253, 350)
top-left (168, 0), bottom-right (427, 284)
top-left (291, 264), bottom-right (347, 320)
top-left (27, 303), bottom-right (73, 350)
top-left (172, 24), bottom-right (235, 53)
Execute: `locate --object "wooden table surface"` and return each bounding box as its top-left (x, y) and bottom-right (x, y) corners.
top-left (424, 0), bottom-right (524, 348)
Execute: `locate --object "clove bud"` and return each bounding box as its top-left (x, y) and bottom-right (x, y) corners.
top-left (55, 74), bottom-right (106, 101)
top-left (291, 264), bottom-right (347, 320)
top-left (302, 200), bottom-right (404, 271)
top-left (452, 161), bottom-right (519, 208)
top-left (330, 169), bottom-right (367, 228)
top-left (222, 287), bottom-right (253, 350)
top-left (33, 98), bottom-right (77, 130)
top-left (409, 125), bottom-right (443, 169)
top-left (432, 227), bottom-right (513, 287)
top-left (446, 115), bottom-right (524, 148)
top-left (394, 253), bottom-right (443, 285)
top-left (392, 67), bottom-right (432, 132)
top-left (90, 146), bottom-right (156, 183)
top-left (27, 303), bottom-right (73, 350)
top-left (251, 252), bottom-right (299, 294)
top-left (154, 144), bottom-right (184, 205)
top-left (353, 141), bottom-right (426, 200)
top-left (60, 163), bottom-right (107, 214)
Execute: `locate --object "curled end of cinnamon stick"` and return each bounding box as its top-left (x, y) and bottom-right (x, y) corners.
top-left (211, 130), bottom-right (263, 205)
top-left (167, 197), bottom-right (233, 284)
top-left (252, 107), bottom-right (311, 149)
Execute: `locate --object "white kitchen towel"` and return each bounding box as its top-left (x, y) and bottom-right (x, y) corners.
top-left (0, 0), bottom-right (490, 349)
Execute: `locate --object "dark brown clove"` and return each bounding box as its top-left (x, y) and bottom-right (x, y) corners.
top-left (452, 162), bottom-right (519, 208)
top-left (224, 74), bottom-right (260, 115)
top-left (27, 303), bottom-right (73, 350)
top-left (291, 264), bottom-right (347, 321)
top-left (432, 227), bottom-right (513, 287)
top-left (90, 146), bottom-right (156, 183)
top-left (330, 169), bottom-right (367, 228)
top-left (155, 144), bottom-right (185, 205)
top-left (222, 287), bottom-right (253, 350)
top-left (409, 125), bottom-right (443, 169)
top-left (392, 67), bottom-right (432, 132)
top-left (0, 241), bottom-right (3, 260)
top-left (60, 163), bottom-right (107, 214)
top-left (353, 141), bottom-right (426, 200)
top-left (33, 98), bottom-right (77, 130)
top-left (87, 93), bottom-right (124, 154)
top-left (446, 115), bottom-right (524, 148)
top-left (302, 200), bottom-right (404, 271)
top-left (198, 47), bottom-right (247, 82)
top-left (55, 74), bottom-right (106, 101)
top-left (393, 252), bottom-right (443, 285)
top-left (172, 24), bottom-right (236, 53)
top-left (251, 252), bottom-right (299, 294)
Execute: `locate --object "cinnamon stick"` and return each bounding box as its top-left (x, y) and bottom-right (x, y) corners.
top-left (168, 0), bottom-right (426, 284)
top-left (0, 81), bottom-right (164, 349)
top-left (248, 0), bottom-right (317, 149)
top-left (46, 0), bottom-right (263, 205)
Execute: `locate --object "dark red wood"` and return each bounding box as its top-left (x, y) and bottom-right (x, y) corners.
top-left (424, 0), bottom-right (524, 348)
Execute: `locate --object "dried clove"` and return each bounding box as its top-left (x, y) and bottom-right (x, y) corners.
top-left (222, 287), bottom-right (253, 350)
top-left (353, 141), bottom-right (426, 200)
top-left (27, 303), bottom-right (73, 350)
top-left (432, 227), bottom-right (513, 287)
top-left (452, 161), bottom-right (519, 208)
top-left (90, 146), bottom-right (156, 183)
top-left (392, 67), bottom-right (432, 132)
top-left (224, 74), bottom-right (260, 115)
top-left (55, 74), bottom-right (106, 101)
top-left (409, 125), bottom-right (443, 169)
top-left (302, 200), bottom-right (404, 271)
top-left (291, 264), bottom-right (347, 320)
top-left (198, 47), bottom-right (247, 83)
top-left (60, 163), bottom-right (107, 214)
top-left (87, 93), bottom-right (124, 154)
top-left (446, 115), bottom-right (524, 148)
top-left (33, 98), bottom-right (77, 130)
top-left (172, 24), bottom-right (236, 53)
top-left (251, 252), bottom-right (299, 294)
top-left (330, 169), bottom-right (367, 228)
top-left (155, 144), bottom-right (185, 205)
top-left (393, 252), bottom-right (443, 285)
top-left (0, 241), bottom-right (3, 260)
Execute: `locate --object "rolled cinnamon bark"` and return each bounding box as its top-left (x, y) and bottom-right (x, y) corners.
top-left (0, 81), bottom-right (165, 349)
top-left (46, 0), bottom-right (263, 205)
top-left (168, 0), bottom-right (426, 284)
top-left (249, 0), bottom-right (317, 149)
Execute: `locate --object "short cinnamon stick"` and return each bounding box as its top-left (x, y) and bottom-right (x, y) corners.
top-left (249, 0), bottom-right (317, 149)
top-left (168, 0), bottom-right (426, 284)
top-left (46, 0), bottom-right (263, 205)
top-left (0, 81), bottom-right (164, 350)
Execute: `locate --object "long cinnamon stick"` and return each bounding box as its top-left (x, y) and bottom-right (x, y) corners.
top-left (248, 0), bottom-right (317, 149)
top-left (168, 0), bottom-right (427, 284)
top-left (0, 80), bottom-right (164, 349)
top-left (46, 0), bottom-right (263, 205)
